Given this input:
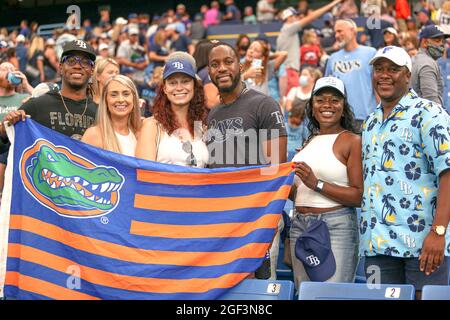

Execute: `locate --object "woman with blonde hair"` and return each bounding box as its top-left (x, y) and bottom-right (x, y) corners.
top-left (91, 57), bottom-right (120, 104)
top-left (242, 39), bottom-right (287, 95)
top-left (82, 74), bottom-right (142, 156)
top-left (26, 36), bottom-right (45, 85)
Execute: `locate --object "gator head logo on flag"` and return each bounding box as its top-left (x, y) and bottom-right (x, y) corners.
top-left (20, 139), bottom-right (124, 218)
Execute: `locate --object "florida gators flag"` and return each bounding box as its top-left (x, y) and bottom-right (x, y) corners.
top-left (0, 120), bottom-right (294, 300)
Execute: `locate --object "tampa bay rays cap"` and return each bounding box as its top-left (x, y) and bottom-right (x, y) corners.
top-left (295, 219), bottom-right (336, 282)
top-left (312, 77), bottom-right (346, 97)
top-left (163, 58), bottom-right (196, 80)
top-left (369, 46), bottom-right (412, 72)
top-left (61, 40), bottom-right (96, 62)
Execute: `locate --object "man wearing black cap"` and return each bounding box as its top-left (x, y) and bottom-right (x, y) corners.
top-left (411, 25), bottom-right (450, 107)
top-left (0, 40), bottom-right (97, 140)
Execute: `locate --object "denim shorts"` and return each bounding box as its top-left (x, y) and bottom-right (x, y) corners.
top-left (289, 207), bottom-right (359, 289)
top-left (364, 255), bottom-right (449, 291)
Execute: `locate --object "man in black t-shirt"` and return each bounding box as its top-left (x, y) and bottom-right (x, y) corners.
top-left (205, 42), bottom-right (287, 280)
top-left (1, 40), bottom-right (97, 139)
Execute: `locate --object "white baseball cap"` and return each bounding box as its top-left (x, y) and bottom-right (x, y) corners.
top-left (312, 77), bottom-right (346, 97)
top-left (128, 27), bottom-right (139, 35)
top-left (281, 7), bottom-right (298, 21)
top-left (99, 43), bottom-right (109, 51)
top-left (16, 34), bottom-right (25, 42)
top-left (383, 27), bottom-right (398, 36)
top-left (369, 46), bottom-right (412, 72)
top-left (115, 17), bottom-right (128, 25)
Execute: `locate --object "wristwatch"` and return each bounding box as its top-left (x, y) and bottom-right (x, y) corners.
top-left (314, 179), bottom-right (325, 193)
top-left (432, 225), bottom-right (447, 236)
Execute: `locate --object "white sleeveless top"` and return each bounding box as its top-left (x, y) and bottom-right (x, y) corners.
top-left (156, 130), bottom-right (209, 168)
top-left (292, 132), bottom-right (349, 208)
top-left (115, 130), bottom-right (137, 157)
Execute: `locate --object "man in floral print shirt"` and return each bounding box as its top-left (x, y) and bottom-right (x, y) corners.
top-left (361, 46), bottom-right (450, 296)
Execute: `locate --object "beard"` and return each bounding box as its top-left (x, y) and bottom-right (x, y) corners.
top-left (214, 73), bottom-right (241, 94)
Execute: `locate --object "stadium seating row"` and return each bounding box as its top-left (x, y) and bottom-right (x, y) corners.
top-left (219, 279), bottom-right (450, 300)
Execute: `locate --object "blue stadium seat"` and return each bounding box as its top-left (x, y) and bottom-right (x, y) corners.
top-left (421, 285), bottom-right (450, 300)
top-left (219, 279), bottom-right (295, 300)
top-left (355, 257), bottom-right (366, 283)
top-left (298, 282), bottom-right (415, 300)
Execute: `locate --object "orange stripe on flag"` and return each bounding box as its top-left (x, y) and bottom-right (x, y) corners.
top-left (9, 215), bottom-right (270, 266)
top-left (134, 185), bottom-right (291, 212)
top-left (5, 271), bottom-right (99, 300)
top-left (7, 244), bottom-right (250, 294)
top-left (130, 214), bottom-right (280, 238)
top-left (136, 162), bottom-right (293, 186)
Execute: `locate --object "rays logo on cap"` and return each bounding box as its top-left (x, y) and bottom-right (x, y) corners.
top-left (172, 62), bottom-right (184, 70)
top-left (383, 46), bottom-right (394, 54)
top-left (75, 40), bottom-right (87, 49)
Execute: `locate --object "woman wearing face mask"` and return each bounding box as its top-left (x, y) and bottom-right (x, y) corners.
top-left (242, 40), bottom-right (287, 95)
top-left (290, 77), bottom-right (362, 289)
top-left (285, 67), bottom-right (322, 113)
top-left (81, 74), bottom-right (142, 156)
top-left (135, 53), bottom-right (209, 167)
top-left (410, 25), bottom-right (449, 106)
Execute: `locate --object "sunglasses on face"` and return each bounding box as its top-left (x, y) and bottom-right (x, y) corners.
top-left (182, 141), bottom-right (197, 167)
top-left (61, 55), bottom-right (94, 69)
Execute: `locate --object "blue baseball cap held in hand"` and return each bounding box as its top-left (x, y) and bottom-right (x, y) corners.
top-left (163, 59), bottom-right (196, 80)
top-left (295, 219), bottom-right (336, 282)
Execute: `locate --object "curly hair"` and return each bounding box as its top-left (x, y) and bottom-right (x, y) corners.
top-left (305, 88), bottom-right (357, 140)
top-left (152, 78), bottom-right (208, 137)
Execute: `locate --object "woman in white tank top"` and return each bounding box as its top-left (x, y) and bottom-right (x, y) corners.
top-left (135, 53), bottom-right (209, 167)
top-left (82, 75), bottom-right (142, 156)
top-left (289, 77), bottom-right (363, 289)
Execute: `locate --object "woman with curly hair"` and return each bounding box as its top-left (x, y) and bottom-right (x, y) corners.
top-left (135, 52), bottom-right (209, 167)
top-left (289, 76), bottom-right (363, 289)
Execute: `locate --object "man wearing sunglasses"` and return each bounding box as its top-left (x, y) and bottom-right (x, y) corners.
top-left (1, 40), bottom-right (97, 140)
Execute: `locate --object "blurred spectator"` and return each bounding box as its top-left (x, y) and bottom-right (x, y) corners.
top-left (83, 19), bottom-right (93, 35)
top-left (438, 1), bottom-right (450, 27)
top-left (98, 43), bottom-right (110, 59)
top-left (257, 0), bottom-right (277, 23)
top-left (223, 0), bottom-right (241, 24)
top-left (15, 35), bottom-right (28, 74)
top-left (19, 20), bottom-right (31, 39)
top-left (193, 39), bottom-right (220, 109)
top-left (55, 27), bottom-right (78, 60)
top-left (243, 6), bottom-right (257, 25)
top-left (325, 19), bottom-right (377, 131)
top-left (128, 13), bottom-right (139, 25)
top-left (336, 0), bottom-right (359, 19)
top-left (365, 15), bottom-right (395, 49)
top-left (381, 5), bottom-right (399, 30)
top-left (320, 13), bottom-right (337, 55)
top-left (91, 57), bottom-right (120, 104)
top-left (43, 38), bottom-right (59, 82)
top-left (297, 0), bottom-right (309, 16)
top-left (98, 7), bottom-right (112, 31)
top-left (285, 66), bottom-right (322, 113)
top-left (395, 0), bottom-right (412, 32)
top-left (382, 27), bottom-right (401, 48)
top-left (400, 18), bottom-right (419, 41)
top-left (7, 47), bottom-right (19, 70)
top-left (286, 103), bottom-right (309, 161)
top-left (147, 15), bottom-right (161, 40)
top-left (403, 37), bottom-right (419, 57)
top-left (300, 29), bottom-right (322, 68)
top-left (277, 0), bottom-right (343, 95)
top-left (411, 24), bottom-right (449, 106)
top-left (148, 28), bottom-right (169, 68)
top-left (242, 39), bottom-right (287, 95)
top-left (191, 14), bottom-right (207, 45)
top-left (361, 0), bottom-right (386, 17)
top-left (200, 4), bottom-right (209, 19)
top-left (236, 34), bottom-right (251, 62)
top-left (27, 36), bottom-right (45, 86)
top-left (0, 41), bottom-right (8, 64)
top-left (29, 21), bottom-right (39, 40)
top-left (165, 24), bottom-right (194, 54)
top-left (176, 4), bottom-right (193, 33)
top-left (415, 8), bottom-right (434, 27)
top-left (142, 65), bottom-right (163, 117)
top-left (204, 1), bottom-right (221, 27)
top-left (117, 26), bottom-right (148, 87)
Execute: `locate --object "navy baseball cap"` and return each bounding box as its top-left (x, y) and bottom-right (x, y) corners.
top-left (61, 40), bottom-right (96, 62)
top-left (163, 59), bottom-right (196, 80)
top-left (295, 220), bottom-right (336, 282)
top-left (419, 25), bottom-right (450, 40)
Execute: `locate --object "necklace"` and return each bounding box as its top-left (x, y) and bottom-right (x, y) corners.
top-left (219, 82), bottom-right (248, 106)
top-left (59, 91), bottom-right (88, 118)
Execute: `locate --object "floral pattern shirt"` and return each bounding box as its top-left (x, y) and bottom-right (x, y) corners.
top-left (360, 89), bottom-right (450, 258)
